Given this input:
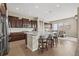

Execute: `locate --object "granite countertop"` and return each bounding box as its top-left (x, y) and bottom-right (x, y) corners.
top-left (58, 37), bottom-right (77, 42)
top-left (24, 31), bottom-right (38, 36)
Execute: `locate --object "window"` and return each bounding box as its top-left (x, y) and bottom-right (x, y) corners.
top-left (58, 23), bottom-right (64, 31)
top-left (53, 24), bottom-right (58, 30)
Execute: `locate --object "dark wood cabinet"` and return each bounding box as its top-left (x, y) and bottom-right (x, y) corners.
top-left (11, 18), bottom-right (17, 27)
top-left (9, 32), bottom-right (27, 42)
top-left (8, 16), bottom-right (18, 28)
top-left (31, 20), bottom-right (37, 31)
top-left (8, 16), bottom-right (29, 28)
top-left (22, 18), bottom-right (29, 28)
top-left (8, 16), bottom-right (37, 30)
top-left (16, 19), bottom-right (23, 28)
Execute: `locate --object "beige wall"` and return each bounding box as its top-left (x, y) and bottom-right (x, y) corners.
top-left (52, 17), bottom-right (77, 37)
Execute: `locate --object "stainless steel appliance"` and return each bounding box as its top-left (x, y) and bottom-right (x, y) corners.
top-left (0, 3), bottom-right (9, 56)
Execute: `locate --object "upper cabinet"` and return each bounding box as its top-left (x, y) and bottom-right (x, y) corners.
top-left (8, 16), bottom-right (37, 30)
top-left (22, 18), bottom-right (30, 28)
top-left (8, 16), bottom-right (18, 28)
top-left (16, 19), bottom-right (23, 28)
top-left (30, 20), bottom-right (37, 28)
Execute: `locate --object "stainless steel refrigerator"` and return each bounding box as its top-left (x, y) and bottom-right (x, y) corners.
top-left (0, 5), bottom-right (9, 55)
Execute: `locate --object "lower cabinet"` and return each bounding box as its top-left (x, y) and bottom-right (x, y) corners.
top-left (9, 32), bottom-right (27, 42)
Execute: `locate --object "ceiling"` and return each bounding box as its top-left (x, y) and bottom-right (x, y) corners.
top-left (7, 3), bottom-right (79, 21)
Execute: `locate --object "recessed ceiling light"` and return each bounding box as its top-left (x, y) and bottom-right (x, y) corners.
top-left (56, 4), bottom-right (60, 8)
top-left (16, 8), bottom-right (19, 10)
top-left (35, 6), bottom-right (39, 8)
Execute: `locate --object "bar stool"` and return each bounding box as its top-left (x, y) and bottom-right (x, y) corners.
top-left (53, 36), bottom-right (58, 46)
top-left (38, 36), bottom-right (48, 52)
top-left (47, 34), bottom-right (54, 48)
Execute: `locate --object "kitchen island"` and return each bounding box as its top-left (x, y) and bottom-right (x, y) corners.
top-left (26, 31), bottom-right (39, 51)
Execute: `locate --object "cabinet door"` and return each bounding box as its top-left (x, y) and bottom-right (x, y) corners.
top-left (22, 19), bottom-right (29, 28)
top-left (30, 20), bottom-right (33, 28)
top-left (8, 16), bottom-right (18, 28)
top-left (11, 19), bottom-right (16, 28)
top-left (31, 20), bottom-right (37, 31)
top-left (17, 19), bottom-right (23, 28)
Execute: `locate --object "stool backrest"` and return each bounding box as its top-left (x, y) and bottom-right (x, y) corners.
top-left (38, 36), bottom-right (43, 43)
top-left (47, 34), bottom-right (52, 40)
